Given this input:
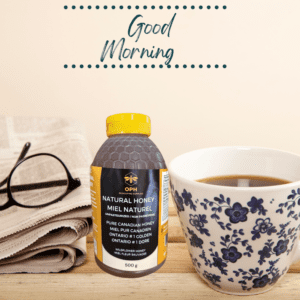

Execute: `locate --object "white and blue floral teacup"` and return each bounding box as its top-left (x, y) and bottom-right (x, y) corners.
top-left (169, 146), bottom-right (300, 295)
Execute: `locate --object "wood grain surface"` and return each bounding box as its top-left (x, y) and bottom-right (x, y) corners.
top-left (1, 193), bottom-right (300, 299)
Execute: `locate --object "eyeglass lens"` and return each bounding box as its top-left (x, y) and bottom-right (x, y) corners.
top-left (10, 155), bottom-right (69, 207)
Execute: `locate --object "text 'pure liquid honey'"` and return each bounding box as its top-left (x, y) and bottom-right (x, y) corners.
top-left (90, 113), bottom-right (169, 277)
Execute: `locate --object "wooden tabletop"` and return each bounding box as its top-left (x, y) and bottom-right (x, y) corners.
top-left (1, 195), bottom-right (300, 299)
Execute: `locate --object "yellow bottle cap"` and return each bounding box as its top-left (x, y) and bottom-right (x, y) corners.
top-left (106, 113), bottom-right (151, 137)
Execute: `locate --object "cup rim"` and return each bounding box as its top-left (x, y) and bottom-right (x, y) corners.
top-left (168, 146), bottom-right (300, 191)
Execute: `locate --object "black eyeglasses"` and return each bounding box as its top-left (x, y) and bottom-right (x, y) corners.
top-left (0, 142), bottom-right (81, 210)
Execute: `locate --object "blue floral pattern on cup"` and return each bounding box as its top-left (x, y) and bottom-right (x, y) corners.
top-left (170, 181), bottom-right (300, 292)
top-left (251, 218), bottom-right (277, 241)
top-left (189, 214), bottom-right (210, 236)
top-left (225, 203), bottom-right (249, 224)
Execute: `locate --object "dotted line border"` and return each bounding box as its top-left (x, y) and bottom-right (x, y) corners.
top-left (64, 64), bottom-right (227, 69)
top-left (64, 5), bottom-right (227, 10)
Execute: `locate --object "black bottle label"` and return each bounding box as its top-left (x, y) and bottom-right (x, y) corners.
top-left (91, 167), bottom-right (169, 271)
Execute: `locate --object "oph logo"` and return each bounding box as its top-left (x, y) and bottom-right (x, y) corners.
top-left (124, 172), bottom-right (138, 186)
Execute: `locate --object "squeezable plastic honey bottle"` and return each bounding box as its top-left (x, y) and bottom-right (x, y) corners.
top-left (90, 113), bottom-right (169, 277)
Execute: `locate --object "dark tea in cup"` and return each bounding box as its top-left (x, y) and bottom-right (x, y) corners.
top-left (196, 175), bottom-right (291, 187)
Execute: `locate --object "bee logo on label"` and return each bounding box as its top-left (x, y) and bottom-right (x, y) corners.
top-left (124, 172), bottom-right (138, 186)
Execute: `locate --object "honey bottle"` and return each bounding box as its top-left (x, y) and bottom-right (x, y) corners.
top-left (90, 113), bottom-right (169, 277)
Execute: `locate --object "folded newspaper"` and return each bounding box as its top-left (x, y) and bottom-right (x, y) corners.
top-left (0, 115), bottom-right (92, 273)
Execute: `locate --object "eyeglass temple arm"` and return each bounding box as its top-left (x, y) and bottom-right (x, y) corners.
top-left (0, 178), bottom-right (81, 194)
top-left (0, 142), bottom-right (31, 188)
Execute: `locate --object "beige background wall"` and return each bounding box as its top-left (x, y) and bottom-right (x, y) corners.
top-left (1, 0), bottom-right (300, 164)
